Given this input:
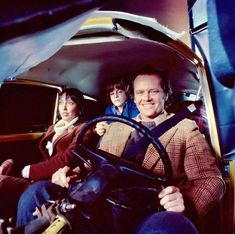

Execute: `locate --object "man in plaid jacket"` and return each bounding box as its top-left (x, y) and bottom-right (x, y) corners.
top-left (17, 68), bottom-right (224, 234)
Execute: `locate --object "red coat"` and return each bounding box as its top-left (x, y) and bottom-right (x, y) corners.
top-left (29, 123), bottom-right (85, 181)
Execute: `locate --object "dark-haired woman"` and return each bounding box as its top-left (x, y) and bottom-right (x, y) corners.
top-left (0, 88), bottom-right (92, 218)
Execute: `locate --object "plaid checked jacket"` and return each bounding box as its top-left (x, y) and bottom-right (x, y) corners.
top-left (99, 112), bottom-right (225, 218)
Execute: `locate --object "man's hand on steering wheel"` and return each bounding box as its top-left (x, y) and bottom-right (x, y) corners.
top-left (52, 162), bottom-right (92, 188)
top-left (52, 166), bottom-right (79, 188)
top-left (159, 186), bottom-right (185, 212)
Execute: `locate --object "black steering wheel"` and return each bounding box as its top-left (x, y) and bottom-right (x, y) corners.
top-left (73, 115), bottom-right (173, 215)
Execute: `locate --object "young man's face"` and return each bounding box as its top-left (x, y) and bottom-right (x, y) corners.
top-left (109, 88), bottom-right (128, 108)
top-left (134, 73), bottom-right (167, 121)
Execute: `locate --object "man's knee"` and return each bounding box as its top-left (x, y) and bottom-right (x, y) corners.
top-left (135, 211), bottom-right (198, 234)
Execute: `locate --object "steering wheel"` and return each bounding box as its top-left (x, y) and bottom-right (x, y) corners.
top-left (73, 115), bottom-right (173, 214)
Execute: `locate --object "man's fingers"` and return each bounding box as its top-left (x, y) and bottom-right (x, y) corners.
top-left (67, 174), bottom-right (78, 185)
top-left (61, 166), bottom-right (71, 174)
top-left (72, 166), bottom-right (81, 174)
top-left (161, 196), bottom-right (184, 208)
top-left (51, 166), bottom-right (70, 187)
top-left (158, 186), bottom-right (185, 212)
top-left (95, 122), bottom-right (108, 136)
top-left (159, 186), bottom-right (179, 198)
top-left (159, 190), bottom-right (182, 206)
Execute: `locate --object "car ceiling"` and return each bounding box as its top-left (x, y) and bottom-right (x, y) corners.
top-left (0, 0), bottom-right (202, 100)
top-left (17, 9), bottom-right (202, 99)
top-left (17, 34), bottom-right (200, 99)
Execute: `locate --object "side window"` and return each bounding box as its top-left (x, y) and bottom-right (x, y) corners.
top-left (0, 83), bottom-right (59, 134)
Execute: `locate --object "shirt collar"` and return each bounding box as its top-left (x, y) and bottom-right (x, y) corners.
top-left (134, 110), bottom-right (168, 126)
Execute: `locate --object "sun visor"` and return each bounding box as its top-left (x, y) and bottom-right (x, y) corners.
top-left (0, 0), bottom-right (108, 82)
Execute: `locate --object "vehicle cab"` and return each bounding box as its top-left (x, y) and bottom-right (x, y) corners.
top-left (0, 1), bottom-right (234, 233)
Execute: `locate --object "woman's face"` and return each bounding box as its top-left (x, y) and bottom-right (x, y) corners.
top-left (58, 93), bottom-right (79, 122)
top-left (109, 88), bottom-right (128, 108)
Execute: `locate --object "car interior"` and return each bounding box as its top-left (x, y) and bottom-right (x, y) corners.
top-left (0, 0), bottom-right (234, 233)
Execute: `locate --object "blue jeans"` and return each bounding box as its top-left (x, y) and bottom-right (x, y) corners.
top-left (17, 180), bottom-right (198, 234)
top-left (16, 180), bottom-right (66, 226)
top-left (16, 180), bottom-right (101, 234)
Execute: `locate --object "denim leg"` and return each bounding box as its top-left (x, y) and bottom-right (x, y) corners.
top-left (135, 211), bottom-right (198, 234)
top-left (16, 180), bottom-right (66, 227)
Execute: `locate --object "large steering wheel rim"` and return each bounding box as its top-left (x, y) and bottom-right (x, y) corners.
top-left (76, 115), bottom-right (173, 185)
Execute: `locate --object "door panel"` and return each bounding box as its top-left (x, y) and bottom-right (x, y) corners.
top-left (0, 133), bottom-right (44, 172)
top-left (0, 81), bottom-right (60, 172)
